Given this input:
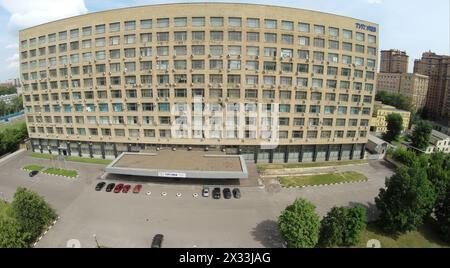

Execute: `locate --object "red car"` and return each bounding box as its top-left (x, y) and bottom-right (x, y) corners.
top-left (114, 183), bottom-right (124, 193)
top-left (133, 184), bottom-right (142, 194)
top-left (122, 184), bottom-right (131, 193)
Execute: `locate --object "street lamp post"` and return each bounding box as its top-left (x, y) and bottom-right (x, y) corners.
top-left (93, 234), bottom-right (100, 248)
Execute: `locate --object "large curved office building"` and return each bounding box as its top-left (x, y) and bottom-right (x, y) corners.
top-left (19, 3), bottom-right (379, 163)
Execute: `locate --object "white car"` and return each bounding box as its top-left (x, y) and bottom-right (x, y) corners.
top-left (202, 187), bottom-right (209, 197)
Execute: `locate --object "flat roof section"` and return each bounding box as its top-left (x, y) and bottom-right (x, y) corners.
top-left (105, 151), bottom-right (248, 179)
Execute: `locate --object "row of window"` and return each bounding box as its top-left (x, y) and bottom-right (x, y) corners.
top-left (28, 126), bottom-right (369, 140)
top-left (25, 90), bottom-right (373, 103)
top-left (21, 17), bottom-right (376, 48)
top-left (21, 32), bottom-right (377, 59)
top-left (25, 102), bottom-right (372, 116)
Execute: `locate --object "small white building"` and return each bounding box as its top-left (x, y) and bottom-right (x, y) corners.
top-left (425, 130), bottom-right (450, 154)
top-left (366, 134), bottom-right (390, 157)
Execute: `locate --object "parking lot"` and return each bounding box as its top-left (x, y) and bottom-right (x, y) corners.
top-left (0, 151), bottom-right (394, 248)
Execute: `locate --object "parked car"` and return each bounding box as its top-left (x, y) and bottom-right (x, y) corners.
top-left (212, 187), bottom-right (221, 199)
top-left (202, 187), bottom-right (209, 197)
top-left (151, 234), bottom-right (164, 248)
top-left (113, 183), bottom-right (124, 193)
top-left (133, 184), bottom-right (142, 194)
top-left (232, 188), bottom-right (241, 199)
top-left (95, 182), bottom-right (106, 191)
top-left (122, 184), bottom-right (131, 193)
top-left (223, 188), bottom-right (232, 199)
top-left (105, 183), bottom-right (115, 192)
top-left (29, 170), bottom-right (39, 177)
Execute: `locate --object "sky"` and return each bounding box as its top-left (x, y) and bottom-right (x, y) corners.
top-left (0, 0), bottom-right (448, 81)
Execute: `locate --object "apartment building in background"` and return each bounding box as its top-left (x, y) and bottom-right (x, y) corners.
top-left (414, 52), bottom-right (450, 127)
top-left (370, 101), bottom-right (410, 134)
top-left (380, 49), bottom-right (408, 74)
top-left (376, 72), bottom-right (429, 111)
top-left (19, 3), bottom-right (378, 163)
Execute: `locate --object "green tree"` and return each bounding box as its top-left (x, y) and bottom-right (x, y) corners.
top-left (376, 91), bottom-right (413, 112)
top-left (435, 186), bottom-right (450, 243)
top-left (375, 166), bottom-right (436, 233)
top-left (383, 113), bottom-right (403, 142)
top-left (427, 153), bottom-right (450, 203)
top-left (278, 198), bottom-right (320, 248)
top-left (0, 217), bottom-right (31, 248)
top-left (343, 204), bottom-right (367, 246)
top-left (11, 188), bottom-right (57, 242)
top-left (411, 120), bottom-right (433, 150)
top-left (319, 205), bottom-right (367, 247)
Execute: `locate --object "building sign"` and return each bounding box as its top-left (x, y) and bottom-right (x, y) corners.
top-left (158, 171), bottom-right (187, 178)
top-left (356, 23), bottom-right (377, 32)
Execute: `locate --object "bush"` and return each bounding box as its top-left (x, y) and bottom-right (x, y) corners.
top-left (0, 217), bottom-right (31, 248)
top-left (278, 198), bottom-right (320, 248)
top-left (0, 122), bottom-right (28, 157)
top-left (11, 188), bottom-right (57, 243)
top-left (319, 205), bottom-right (367, 247)
top-left (435, 186), bottom-right (450, 243)
top-left (375, 166), bottom-right (436, 233)
top-left (390, 148), bottom-right (428, 168)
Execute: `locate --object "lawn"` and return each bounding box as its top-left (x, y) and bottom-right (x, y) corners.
top-left (0, 118), bottom-right (25, 133)
top-left (0, 200), bottom-right (13, 220)
top-left (23, 165), bottom-right (45, 172)
top-left (31, 153), bottom-right (112, 165)
top-left (357, 222), bottom-right (449, 248)
top-left (64, 156), bottom-right (112, 165)
top-left (42, 168), bottom-right (78, 178)
top-left (279, 171), bottom-right (368, 187)
top-left (257, 159), bottom-right (368, 172)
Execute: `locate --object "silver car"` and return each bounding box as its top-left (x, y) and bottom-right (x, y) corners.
top-left (202, 187), bottom-right (209, 197)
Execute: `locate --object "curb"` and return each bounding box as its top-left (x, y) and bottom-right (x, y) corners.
top-left (33, 216), bottom-right (60, 248)
top-left (282, 179), bottom-right (369, 189)
top-left (22, 168), bottom-right (79, 179)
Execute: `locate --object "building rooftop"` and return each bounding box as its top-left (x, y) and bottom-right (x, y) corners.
top-left (431, 130), bottom-right (450, 140)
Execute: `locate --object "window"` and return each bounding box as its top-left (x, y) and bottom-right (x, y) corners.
top-left (210, 17), bottom-right (224, 27)
top-left (192, 31), bottom-right (205, 41)
top-left (298, 50), bottom-right (309, 59)
top-left (109, 22), bottom-right (120, 32)
top-left (265, 33), bottom-right (277, 43)
top-left (312, 79), bottom-right (323, 89)
top-left (174, 31), bottom-right (187, 41)
top-left (229, 17), bottom-right (242, 27)
top-left (124, 34), bottom-right (136, 44)
top-left (48, 34), bottom-right (56, 43)
top-left (156, 46), bottom-right (168, 56)
top-left (314, 25), bottom-right (325, 35)
top-left (368, 35), bottom-right (376, 44)
top-left (228, 31), bottom-right (242, 41)
top-left (282, 34), bottom-right (293, 44)
top-left (109, 36), bottom-right (120, 45)
top-left (247, 18), bottom-right (260, 28)
top-left (368, 47), bottom-right (376, 56)
top-left (247, 32), bottom-right (259, 42)
top-left (124, 20), bottom-right (136, 31)
top-left (343, 42), bottom-right (352, 52)
top-left (328, 53), bottom-right (339, 63)
top-left (192, 17), bottom-right (205, 27)
top-left (210, 45), bottom-right (223, 56)
top-left (356, 44), bottom-right (365, 53)
top-left (329, 27), bottom-right (339, 37)
top-left (328, 40), bottom-right (339, 50)
top-left (298, 23), bottom-right (310, 32)
top-left (299, 36), bottom-right (309, 46)
top-left (282, 21), bottom-right (294, 30)
top-left (313, 52), bottom-right (324, 61)
top-left (356, 32), bottom-right (365, 41)
top-left (210, 31), bottom-right (223, 41)
top-left (141, 19), bottom-right (152, 29)
top-left (173, 17), bottom-right (187, 27)
top-left (157, 32), bottom-right (169, 42)
top-left (355, 57), bottom-right (364, 66)
top-left (82, 26), bottom-right (92, 36)
top-left (343, 29), bottom-right (352, 39)
top-left (157, 18), bottom-right (169, 28)
top-left (59, 31), bottom-right (67, 41)
top-left (95, 38), bottom-right (105, 47)
top-left (342, 55), bottom-right (352, 64)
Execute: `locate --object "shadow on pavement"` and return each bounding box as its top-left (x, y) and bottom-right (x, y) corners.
top-left (251, 220), bottom-right (285, 248)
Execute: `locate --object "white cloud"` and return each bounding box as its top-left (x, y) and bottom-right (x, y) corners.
top-left (367, 0), bottom-right (382, 4)
top-left (0, 0), bottom-right (88, 31)
top-left (5, 43), bottom-right (18, 49)
top-left (6, 53), bottom-right (19, 70)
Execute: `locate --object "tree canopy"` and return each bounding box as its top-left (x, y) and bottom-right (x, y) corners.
top-left (410, 120), bottom-right (433, 150)
top-left (383, 113), bottom-right (403, 142)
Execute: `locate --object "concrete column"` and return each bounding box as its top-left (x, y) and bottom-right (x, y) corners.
top-left (312, 145), bottom-right (318, 162)
top-left (113, 143), bottom-right (118, 158)
top-left (100, 143), bottom-right (105, 159)
top-left (338, 144), bottom-right (343, 161)
top-left (298, 145), bottom-right (303, 162)
top-left (77, 142), bottom-right (82, 157)
top-left (89, 142), bottom-right (93, 158)
top-left (360, 143), bottom-right (366, 159)
top-left (38, 139), bottom-right (43, 153)
top-left (325, 144), bottom-right (331, 161)
top-left (30, 139), bottom-right (35, 152)
top-left (67, 141), bottom-right (71, 156)
top-left (127, 143), bottom-right (132, 152)
top-left (253, 148), bottom-right (258, 164)
top-left (284, 146), bottom-right (289, 163)
top-left (56, 140), bottom-right (60, 155)
top-left (269, 149), bottom-right (274, 163)
top-left (349, 144), bottom-right (355, 160)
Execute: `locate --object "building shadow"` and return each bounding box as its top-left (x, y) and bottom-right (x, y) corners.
top-left (250, 220), bottom-right (285, 248)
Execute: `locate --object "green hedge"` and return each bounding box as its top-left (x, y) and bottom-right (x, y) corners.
top-left (23, 165), bottom-right (45, 172)
top-left (280, 171), bottom-right (368, 187)
top-left (42, 168), bottom-right (77, 178)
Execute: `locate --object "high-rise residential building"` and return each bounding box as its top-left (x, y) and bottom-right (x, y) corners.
top-left (376, 72), bottom-right (429, 111)
top-left (380, 49), bottom-right (409, 73)
top-left (414, 52), bottom-right (450, 126)
top-left (19, 3), bottom-right (378, 163)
